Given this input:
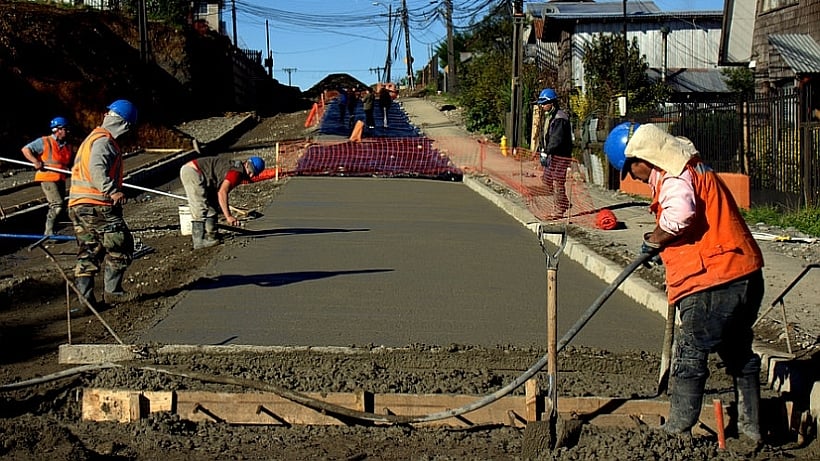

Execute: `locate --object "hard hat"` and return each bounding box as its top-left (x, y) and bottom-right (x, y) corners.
top-left (536, 88), bottom-right (558, 104)
top-left (248, 156), bottom-right (265, 175)
top-left (107, 99), bottom-right (138, 125)
top-left (604, 122), bottom-right (640, 178)
top-left (50, 116), bottom-right (69, 130)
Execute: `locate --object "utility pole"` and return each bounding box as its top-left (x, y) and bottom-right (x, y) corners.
top-left (445, 0), bottom-right (456, 93)
top-left (282, 67), bottom-right (297, 86)
top-left (402, 0), bottom-right (413, 89)
top-left (509, 0), bottom-right (524, 149)
top-left (137, 0), bottom-right (149, 63)
top-left (385, 4), bottom-right (393, 83)
top-left (622, 0), bottom-right (628, 117)
top-left (370, 66), bottom-right (385, 82)
top-left (264, 20), bottom-right (273, 78)
top-left (231, 0), bottom-right (238, 47)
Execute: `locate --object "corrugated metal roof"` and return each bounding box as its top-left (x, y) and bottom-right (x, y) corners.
top-left (527, 1), bottom-right (659, 16)
top-left (647, 68), bottom-right (730, 93)
top-left (768, 34), bottom-right (820, 74)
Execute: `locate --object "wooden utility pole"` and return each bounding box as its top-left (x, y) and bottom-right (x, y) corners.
top-left (265, 20), bottom-right (273, 78)
top-left (386, 4), bottom-right (393, 83)
top-left (231, 0), bottom-right (238, 47)
top-left (137, 0), bottom-right (149, 63)
top-left (509, 0), bottom-right (524, 148)
top-left (445, 0), bottom-right (456, 93)
top-left (282, 68), bottom-right (297, 87)
top-left (402, 0), bottom-right (414, 88)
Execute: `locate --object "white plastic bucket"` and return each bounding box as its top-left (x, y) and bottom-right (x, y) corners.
top-left (178, 205), bottom-right (192, 235)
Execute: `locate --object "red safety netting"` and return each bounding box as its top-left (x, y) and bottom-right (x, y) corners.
top-left (294, 138), bottom-right (463, 180)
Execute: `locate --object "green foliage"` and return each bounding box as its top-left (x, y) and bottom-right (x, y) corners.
top-left (458, 50), bottom-right (509, 138)
top-left (582, 34), bottom-right (668, 116)
top-left (742, 205), bottom-right (820, 237)
top-left (721, 67), bottom-right (755, 95)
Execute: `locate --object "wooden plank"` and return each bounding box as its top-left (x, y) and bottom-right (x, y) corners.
top-left (175, 391), bottom-right (366, 425)
top-left (373, 394), bottom-right (528, 427)
top-left (525, 379), bottom-right (539, 422)
top-left (82, 389), bottom-right (175, 422)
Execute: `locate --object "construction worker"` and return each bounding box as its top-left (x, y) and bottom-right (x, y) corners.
top-left (20, 116), bottom-right (74, 236)
top-left (68, 99), bottom-right (138, 307)
top-left (179, 156), bottom-right (265, 249)
top-left (533, 88), bottom-right (573, 217)
top-left (604, 122), bottom-right (765, 442)
top-left (362, 87), bottom-right (375, 129)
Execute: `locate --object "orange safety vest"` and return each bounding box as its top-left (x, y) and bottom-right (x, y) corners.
top-left (68, 128), bottom-right (123, 207)
top-left (34, 135), bottom-right (73, 182)
top-left (654, 162), bottom-right (764, 304)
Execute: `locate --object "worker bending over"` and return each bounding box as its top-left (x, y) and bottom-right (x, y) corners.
top-left (179, 156), bottom-right (265, 249)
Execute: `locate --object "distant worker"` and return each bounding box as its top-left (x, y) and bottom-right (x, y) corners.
top-left (378, 86), bottom-right (392, 128)
top-left (21, 116), bottom-right (74, 236)
top-left (362, 87), bottom-right (375, 129)
top-left (346, 87), bottom-right (358, 128)
top-left (604, 122), bottom-right (765, 442)
top-left (534, 88), bottom-right (573, 217)
top-left (179, 156), bottom-right (265, 249)
top-left (68, 99), bottom-right (138, 307)
top-left (338, 87), bottom-right (348, 124)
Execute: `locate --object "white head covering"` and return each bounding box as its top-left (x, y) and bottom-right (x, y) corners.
top-left (624, 124), bottom-right (698, 177)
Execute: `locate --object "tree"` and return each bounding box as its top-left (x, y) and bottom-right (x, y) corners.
top-left (582, 33), bottom-right (668, 117)
top-left (721, 67), bottom-right (755, 95)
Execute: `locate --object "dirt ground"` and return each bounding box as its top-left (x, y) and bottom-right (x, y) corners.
top-left (1, 110), bottom-right (820, 460)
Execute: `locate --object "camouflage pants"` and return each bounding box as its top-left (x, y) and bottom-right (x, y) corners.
top-left (68, 204), bottom-right (134, 277)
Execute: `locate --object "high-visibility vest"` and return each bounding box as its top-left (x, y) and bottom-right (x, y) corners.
top-left (655, 162), bottom-right (764, 304)
top-left (68, 128), bottom-right (122, 207)
top-left (34, 135), bottom-right (72, 182)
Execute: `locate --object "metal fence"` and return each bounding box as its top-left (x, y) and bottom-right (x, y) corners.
top-left (626, 88), bottom-right (820, 207)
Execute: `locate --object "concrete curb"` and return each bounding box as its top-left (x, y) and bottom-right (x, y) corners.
top-left (462, 175), bottom-right (668, 318)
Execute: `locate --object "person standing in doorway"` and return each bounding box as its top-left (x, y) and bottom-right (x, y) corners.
top-left (21, 116), bottom-right (74, 236)
top-left (603, 122), bottom-right (765, 443)
top-left (533, 88), bottom-right (573, 217)
top-left (68, 99), bottom-right (138, 308)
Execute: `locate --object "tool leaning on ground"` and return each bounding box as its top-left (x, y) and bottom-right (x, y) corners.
top-left (0, 156), bottom-right (261, 235)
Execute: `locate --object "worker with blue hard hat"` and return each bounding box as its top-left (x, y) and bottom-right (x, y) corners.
top-left (603, 121), bottom-right (765, 442)
top-left (21, 116), bottom-right (75, 236)
top-left (179, 154), bottom-right (265, 249)
top-left (533, 87), bottom-right (573, 217)
top-left (68, 99), bottom-right (139, 308)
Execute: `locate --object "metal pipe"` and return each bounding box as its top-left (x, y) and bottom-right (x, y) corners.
top-left (0, 233), bottom-right (75, 241)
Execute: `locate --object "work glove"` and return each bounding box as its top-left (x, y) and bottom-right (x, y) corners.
top-left (539, 152), bottom-right (551, 167)
top-left (640, 233), bottom-right (663, 268)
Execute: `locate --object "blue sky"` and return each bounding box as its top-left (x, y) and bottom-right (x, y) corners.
top-left (227, 0), bottom-right (725, 92)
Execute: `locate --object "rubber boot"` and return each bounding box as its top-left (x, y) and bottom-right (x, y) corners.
top-left (103, 265), bottom-right (137, 305)
top-left (74, 275), bottom-right (96, 307)
top-left (736, 374), bottom-right (762, 442)
top-left (662, 376), bottom-right (706, 434)
top-left (44, 208), bottom-right (59, 236)
top-left (204, 216), bottom-right (221, 242)
top-left (192, 220), bottom-right (219, 250)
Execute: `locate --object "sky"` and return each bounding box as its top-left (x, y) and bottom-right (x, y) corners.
top-left (225, 0), bottom-right (725, 92)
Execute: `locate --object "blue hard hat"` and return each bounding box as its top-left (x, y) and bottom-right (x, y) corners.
top-left (107, 99), bottom-right (138, 125)
top-left (50, 116), bottom-right (69, 130)
top-left (248, 156), bottom-right (265, 175)
top-left (537, 88), bottom-right (558, 104)
top-left (604, 122), bottom-right (640, 176)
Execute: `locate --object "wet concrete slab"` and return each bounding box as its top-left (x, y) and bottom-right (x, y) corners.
top-left (141, 177), bottom-right (663, 350)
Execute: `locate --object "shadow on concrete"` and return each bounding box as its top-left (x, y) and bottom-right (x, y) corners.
top-left (190, 269), bottom-right (394, 290)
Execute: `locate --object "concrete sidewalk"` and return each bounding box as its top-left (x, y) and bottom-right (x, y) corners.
top-left (399, 96), bottom-right (820, 352)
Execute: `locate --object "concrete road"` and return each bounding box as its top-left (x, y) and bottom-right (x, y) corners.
top-left (142, 177), bottom-right (664, 351)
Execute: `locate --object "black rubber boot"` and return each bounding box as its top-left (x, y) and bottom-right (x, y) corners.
top-left (74, 275), bottom-right (96, 307)
top-left (103, 265), bottom-right (136, 305)
top-left (736, 374), bottom-right (762, 442)
top-left (192, 220), bottom-right (219, 250)
top-left (662, 376), bottom-right (706, 435)
top-left (204, 216), bottom-right (221, 241)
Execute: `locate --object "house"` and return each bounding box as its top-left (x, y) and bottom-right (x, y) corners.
top-left (526, 1), bottom-right (727, 104)
top-left (191, 0), bottom-right (224, 36)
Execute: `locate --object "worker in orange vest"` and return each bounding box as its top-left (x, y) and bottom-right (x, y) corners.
top-left (604, 122), bottom-right (765, 443)
top-left (68, 99), bottom-right (138, 308)
top-left (21, 116), bottom-right (74, 236)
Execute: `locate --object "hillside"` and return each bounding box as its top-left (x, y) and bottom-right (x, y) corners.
top-left (0, 1), bottom-right (306, 155)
